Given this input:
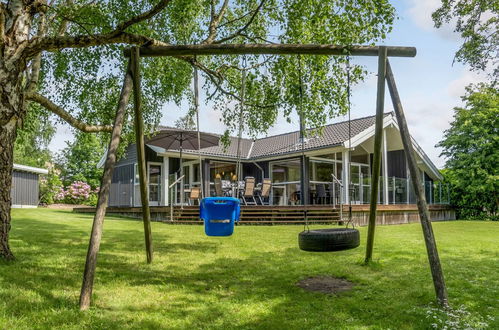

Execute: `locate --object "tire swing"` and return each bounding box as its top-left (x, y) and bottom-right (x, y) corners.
top-left (298, 55), bottom-right (360, 252)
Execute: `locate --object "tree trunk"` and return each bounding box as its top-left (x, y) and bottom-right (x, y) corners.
top-left (0, 0), bottom-right (34, 260)
top-left (0, 77), bottom-right (25, 261)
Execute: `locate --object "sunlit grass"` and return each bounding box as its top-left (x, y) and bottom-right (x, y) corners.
top-left (0, 209), bottom-right (497, 329)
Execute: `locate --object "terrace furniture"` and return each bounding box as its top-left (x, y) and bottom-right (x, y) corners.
top-left (239, 176), bottom-right (257, 205)
top-left (214, 177), bottom-right (224, 197)
top-left (315, 184), bottom-right (327, 204)
top-left (257, 179), bottom-right (272, 205)
top-left (188, 187), bottom-right (201, 205)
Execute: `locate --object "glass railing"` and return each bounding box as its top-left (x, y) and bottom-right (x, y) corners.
top-left (350, 176), bottom-right (450, 205)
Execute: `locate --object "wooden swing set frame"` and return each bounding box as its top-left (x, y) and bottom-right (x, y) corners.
top-left (79, 44), bottom-right (448, 310)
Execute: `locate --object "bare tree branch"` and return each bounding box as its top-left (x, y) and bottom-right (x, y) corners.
top-left (111, 0), bottom-right (171, 36)
top-left (25, 92), bottom-right (113, 133)
top-left (203, 0), bottom-right (230, 44)
top-left (214, 0), bottom-right (266, 44)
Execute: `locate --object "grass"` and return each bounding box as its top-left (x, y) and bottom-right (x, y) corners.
top-left (0, 209), bottom-right (497, 329)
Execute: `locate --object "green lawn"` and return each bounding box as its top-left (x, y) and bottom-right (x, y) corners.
top-left (1, 209), bottom-right (497, 329)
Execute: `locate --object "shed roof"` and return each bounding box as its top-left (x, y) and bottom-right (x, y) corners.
top-left (13, 164), bottom-right (49, 175)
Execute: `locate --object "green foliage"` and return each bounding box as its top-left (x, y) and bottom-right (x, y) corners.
top-left (437, 84), bottom-right (498, 219)
top-left (38, 0), bottom-right (396, 146)
top-left (39, 170), bottom-right (63, 205)
top-left (56, 132), bottom-right (105, 189)
top-left (13, 103), bottom-right (55, 168)
top-left (2, 210), bottom-right (499, 329)
top-left (432, 0), bottom-right (498, 78)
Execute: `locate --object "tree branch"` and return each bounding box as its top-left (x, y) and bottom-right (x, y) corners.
top-left (111, 0), bottom-right (171, 35)
top-left (25, 31), bottom-right (168, 58)
top-left (25, 92), bottom-right (113, 133)
top-left (214, 0), bottom-right (266, 44)
top-left (26, 13), bottom-right (47, 93)
top-left (203, 0), bottom-right (230, 44)
top-left (25, 0), bottom-right (172, 57)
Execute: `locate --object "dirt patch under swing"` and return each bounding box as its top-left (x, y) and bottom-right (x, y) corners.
top-left (297, 276), bottom-right (355, 295)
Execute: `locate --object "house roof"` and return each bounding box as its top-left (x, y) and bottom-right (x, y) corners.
top-left (167, 113), bottom-right (389, 159)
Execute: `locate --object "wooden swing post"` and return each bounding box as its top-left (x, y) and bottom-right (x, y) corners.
top-left (385, 59), bottom-right (448, 306)
top-left (364, 46), bottom-right (387, 264)
top-left (131, 46), bottom-right (154, 264)
top-left (79, 61), bottom-right (133, 310)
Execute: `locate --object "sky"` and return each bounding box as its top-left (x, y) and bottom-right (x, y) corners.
top-left (48, 0), bottom-right (487, 169)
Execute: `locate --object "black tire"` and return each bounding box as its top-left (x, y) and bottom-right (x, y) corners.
top-left (299, 228), bottom-right (360, 252)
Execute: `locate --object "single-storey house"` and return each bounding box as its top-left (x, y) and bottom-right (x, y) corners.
top-left (104, 112), bottom-right (449, 209)
top-left (11, 164), bottom-right (48, 208)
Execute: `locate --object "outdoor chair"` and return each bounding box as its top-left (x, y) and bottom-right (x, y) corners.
top-left (315, 184), bottom-right (327, 204)
top-left (257, 179), bottom-right (272, 205)
top-left (189, 187), bottom-right (201, 205)
top-left (239, 176), bottom-right (257, 205)
top-left (214, 177), bottom-right (224, 197)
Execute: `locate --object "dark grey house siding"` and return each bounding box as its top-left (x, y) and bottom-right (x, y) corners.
top-left (387, 150), bottom-right (407, 178)
top-left (109, 164), bottom-right (135, 207)
top-left (116, 144), bottom-right (137, 166)
top-left (11, 171), bottom-right (39, 206)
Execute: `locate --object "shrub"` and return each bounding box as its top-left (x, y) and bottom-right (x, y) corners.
top-left (54, 181), bottom-right (99, 206)
top-left (39, 171), bottom-right (63, 205)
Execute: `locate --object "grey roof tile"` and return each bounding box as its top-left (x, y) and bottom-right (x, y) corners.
top-left (162, 113), bottom-right (391, 159)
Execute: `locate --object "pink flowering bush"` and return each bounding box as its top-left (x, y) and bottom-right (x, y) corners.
top-left (54, 181), bottom-right (99, 206)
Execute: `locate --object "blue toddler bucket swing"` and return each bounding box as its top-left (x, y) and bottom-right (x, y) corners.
top-left (201, 197), bottom-right (241, 237)
top-left (191, 62), bottom-right (246, 237)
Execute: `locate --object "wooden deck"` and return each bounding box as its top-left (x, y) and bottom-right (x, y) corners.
top-left (73, 204), bottom-right (454, 225)
top-left (74, 205), bottom-right (342, 224)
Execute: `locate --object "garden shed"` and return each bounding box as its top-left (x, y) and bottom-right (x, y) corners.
top-left (11, 164), bottom-right (48, 208)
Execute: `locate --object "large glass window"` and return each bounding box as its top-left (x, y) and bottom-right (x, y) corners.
top-left (193, 163), bottom-right (200, 183)
top-left (210, 161), bottom-right (236, 181)
top-left (272, 159), bottom-right (301, 183)
top-left (271, 159), bottom-right (301, 205)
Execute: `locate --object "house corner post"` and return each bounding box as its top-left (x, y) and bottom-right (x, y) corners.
top-left (131, 46), bottom-right (153, 264)
top-left (385, 59), bottom-right (448, 306)
top-left (365, 46), bottom-right (387, 264)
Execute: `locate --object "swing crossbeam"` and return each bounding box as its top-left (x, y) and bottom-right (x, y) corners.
top-left (123, 44), bottom-right (416, 57)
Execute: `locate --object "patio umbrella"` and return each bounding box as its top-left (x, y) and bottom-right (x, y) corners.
top-left (146, 127), bottom-right (220, 206)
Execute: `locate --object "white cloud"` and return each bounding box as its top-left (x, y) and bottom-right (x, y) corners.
top-left (406, 0), bottom-right (458, 40)
top-left (447, 70), bottom-right (487, 98)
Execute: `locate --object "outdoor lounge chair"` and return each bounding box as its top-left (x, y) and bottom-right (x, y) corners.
top-left (257, 178), bottom-right (272, 205)
top-left (239, 176), bottom-right (257, 205)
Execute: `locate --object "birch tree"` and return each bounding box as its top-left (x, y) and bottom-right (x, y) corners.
top-left (0, 0), bottom-right (395, 260)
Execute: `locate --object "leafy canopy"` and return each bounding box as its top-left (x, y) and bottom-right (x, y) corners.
top-left (39, 0), bottom-right (395, 145)
top-left (437, 84), bottom-right (498, 219)
top-left (13, 103), bottom-right (55, 168)
top-left (432, 0), bottom-right (498, 79)
top-left (56, 132), bottom-right (105, 189)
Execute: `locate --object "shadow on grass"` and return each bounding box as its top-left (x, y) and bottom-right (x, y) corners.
top-left (2, 213), bottom-right (498, 329)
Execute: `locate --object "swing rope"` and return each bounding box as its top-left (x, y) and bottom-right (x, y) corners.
top-left (235, 56), bottom-right (247, 199)
top-left (345, 55), bottom-right (354, 229)
top-left (297, 56), bottom-right (310, 232)
top-left (193, 66), bottom-right (204, 199)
